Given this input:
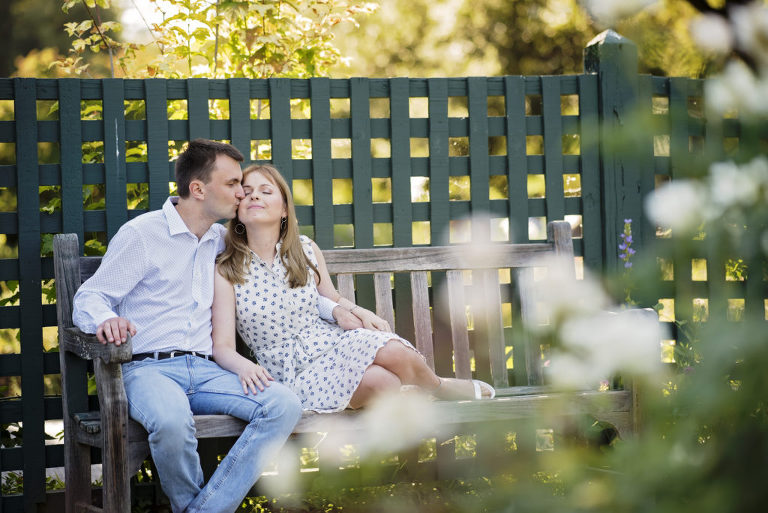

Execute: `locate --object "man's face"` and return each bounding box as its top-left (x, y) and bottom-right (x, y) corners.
top-left (200, 154), bottom-right (244, 221)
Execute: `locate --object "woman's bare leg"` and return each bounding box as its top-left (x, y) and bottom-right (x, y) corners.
top-left (373, 340), bottom-right (493, 399)
top-left (348, 364), bottom-right (401, 409)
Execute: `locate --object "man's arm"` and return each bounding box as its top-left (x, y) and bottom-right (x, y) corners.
top-left (73, 225), bottom-right (145, 344)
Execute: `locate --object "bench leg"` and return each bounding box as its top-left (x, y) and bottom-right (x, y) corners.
top-left (64, 431), bottom-right (92, 513)
top-left (94, 359), bottom-right (132, 513)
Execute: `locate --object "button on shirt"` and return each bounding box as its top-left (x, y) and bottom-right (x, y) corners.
top-left (73, 197), bottom-right (224, 355)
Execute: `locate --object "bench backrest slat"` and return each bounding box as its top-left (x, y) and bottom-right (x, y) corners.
top-left (446, 270), bottom-right (473, 380)
top-left (514, 267), bottom-right (541, 386)
top-left (409, 271), bottom-right (434, 369)
top-left (336, 274), bottom-right (356, 303)
top-left (322, 244), bottom-right (559, 273)
top-left (475, 269), bottom-right (509, 389)
top-left (373, 273), bottom-right (396, 330)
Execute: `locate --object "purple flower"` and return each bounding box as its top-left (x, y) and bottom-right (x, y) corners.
top-left (619, 243), bottom-right (627, 251)
top-left (624, 262), bottom-right (633, 268)
top-left (625, 235), bottom-right (633, 244)
top-left (624, 218), bottom-right (632, 224)
top-left (628, 248), bottom-right (636, 255)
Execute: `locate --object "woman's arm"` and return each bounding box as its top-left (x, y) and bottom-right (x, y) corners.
top-left (211, 268), bottom-right (274, 394)
top-left (310, 240), bottom-right (391, 332)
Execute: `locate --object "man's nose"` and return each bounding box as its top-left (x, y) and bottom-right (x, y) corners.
top-left (235, 186), bottom-right (245, 199)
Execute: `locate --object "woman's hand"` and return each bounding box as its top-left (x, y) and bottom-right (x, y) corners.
top-left (333, 306), bottom-right (364, 330)
top-left (234, 360), bottom-right (274, 395)
top-left (352, 307), bottom-right (391, 332)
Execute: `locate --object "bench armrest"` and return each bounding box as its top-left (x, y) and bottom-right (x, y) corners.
top-left (61, 326), bottom-right (133, 364)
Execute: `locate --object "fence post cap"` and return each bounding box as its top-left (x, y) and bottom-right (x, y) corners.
top-left (586, 29), bottom-right (635, 48)
top-left (584, 30), bottom-right (638, 74)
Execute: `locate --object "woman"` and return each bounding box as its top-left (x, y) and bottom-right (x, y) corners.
top-left (211, 164), bottom-right (495, 412)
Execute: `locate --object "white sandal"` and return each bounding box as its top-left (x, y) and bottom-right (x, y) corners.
top-left (472, 379), bottom-right (496, 399)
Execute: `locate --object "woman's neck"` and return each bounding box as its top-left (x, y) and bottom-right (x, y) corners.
top-left (245, 225), bottom-right (281, 265)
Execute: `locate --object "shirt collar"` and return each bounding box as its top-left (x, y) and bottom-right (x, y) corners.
top-left (163, 196), bottom-right (190, 237)
top-left (162, 196), bottom-right (221, 242)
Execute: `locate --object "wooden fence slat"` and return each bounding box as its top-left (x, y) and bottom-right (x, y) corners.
top-left (310, 77), bottom-right (333, 248)
top-left (468, 77), bottom-right (490, 239)
top-left (102, 78), bottom-right (128, 239)
top-left (410, 271), bottom-right (434, 369)
top-left (188, 78), bottom-right (211, 140)
top-left (269, 78), bottom-right (293, 181)
top-left (59, 79), bottom-right (85, 243)
top-left (350, 78), bottom-right (374, 248)
top-left (541, 76), bottom-right (565, 224)
top-left (669, 78), bottom-right (692, 321)
top-left (145, 79), bottom-right (170, 210)
top-left (578, 74), bottom-right (602, 269)
top-left (635, 76), bottom-right (656, 248)
top-left (15, 77), bottom-right (46, 507)
top-left (505, 76), bottom-right (529, 243)
top-left (373, 272), bottom-right (395, 329)
top-left (390, 77), bottom-right (412, 247)
top-left (228, 78), bottom-right (252, 163)
top-left (428, 78), bottom-right (450, 244)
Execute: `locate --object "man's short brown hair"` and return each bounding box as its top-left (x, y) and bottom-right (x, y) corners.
top-left (174, 139), bottom-right (244, 198)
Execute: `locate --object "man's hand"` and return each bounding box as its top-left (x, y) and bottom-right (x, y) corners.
top-left (96, 317), bottom-right (137, 345)
top-left (333, 306), bottom-right (364, 330)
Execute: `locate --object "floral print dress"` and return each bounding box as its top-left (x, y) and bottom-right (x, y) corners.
top-left (235, 236), bottom-right (414, 412)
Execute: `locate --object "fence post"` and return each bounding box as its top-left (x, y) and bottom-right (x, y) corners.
top-left (584, 30), bottom-right (642, 272)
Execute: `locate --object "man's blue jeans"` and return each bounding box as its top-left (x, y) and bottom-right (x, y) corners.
top-left (122, 355), bottom-right (302, 513)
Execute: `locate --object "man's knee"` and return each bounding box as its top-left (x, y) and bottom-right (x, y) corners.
top-left (259, 383), bottom-right (302, 423)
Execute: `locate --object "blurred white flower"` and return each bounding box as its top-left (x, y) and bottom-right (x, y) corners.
top-left (730, 2), bottom-right (768, 66)
top-left (582, 0), bottom-right (658, 25)
top-left (357, 390), bottom-right (440, 457)
top-left (549, 310), bottom-right (664, 388)
top-left (532, 256), bottom-right (611, 329)
top-left (709, 160), bottom-right (761, 210)
top-left (705, 61), bottom-right (768, 117)
top-left (689, 14), bottom-right (733, 55)
top-left (645, 179), bottom-right (706, 233)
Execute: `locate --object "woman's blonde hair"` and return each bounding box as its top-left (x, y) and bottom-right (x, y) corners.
top-left (217, 164), bottom-right (319, 287)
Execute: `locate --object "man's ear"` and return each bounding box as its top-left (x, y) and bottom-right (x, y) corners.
top-left (189, 179), bottom-right (205, 200)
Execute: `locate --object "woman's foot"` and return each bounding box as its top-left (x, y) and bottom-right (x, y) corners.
top-left (431, 377), bottom-right (495, 400)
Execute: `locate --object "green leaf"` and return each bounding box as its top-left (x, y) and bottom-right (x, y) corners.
top-left (76, 20), bottom-right (93, 33)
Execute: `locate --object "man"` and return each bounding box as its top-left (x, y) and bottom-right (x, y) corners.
top-left (72, 139), bottom-right (304, 513)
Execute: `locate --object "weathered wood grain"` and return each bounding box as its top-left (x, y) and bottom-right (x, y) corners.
top-left (60, 327), bottom-right (133, 364)
top-left (410, 271), bottom-right (435, 369)
top-left (323, 244), bottom-right (556, 274)
top-left (373, 272), bottom-right (395, 329)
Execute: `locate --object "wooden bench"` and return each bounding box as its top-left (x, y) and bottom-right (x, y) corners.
top-left (53, 220), bottom-right (643, 512)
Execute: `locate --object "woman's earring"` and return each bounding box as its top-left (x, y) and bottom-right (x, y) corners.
top-left (234, 222), bottom-right (245, 235)
top-left (280, 217), bottom-right (287, 231)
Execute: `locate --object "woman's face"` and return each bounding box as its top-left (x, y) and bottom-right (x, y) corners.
top-left (237, 171), bottom-right (287, 228)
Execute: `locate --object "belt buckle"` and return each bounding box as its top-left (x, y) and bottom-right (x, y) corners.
top-left (169, 351), bottom-right (178, 359)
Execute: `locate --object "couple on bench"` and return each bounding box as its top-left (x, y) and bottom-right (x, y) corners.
top-left (72, 139), bottom-right (495, 513)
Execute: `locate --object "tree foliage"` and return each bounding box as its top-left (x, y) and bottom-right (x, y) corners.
top-left (331, 0), bottom-right (723, 78)
top-left (54, 0), bottom-right (377, 78)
